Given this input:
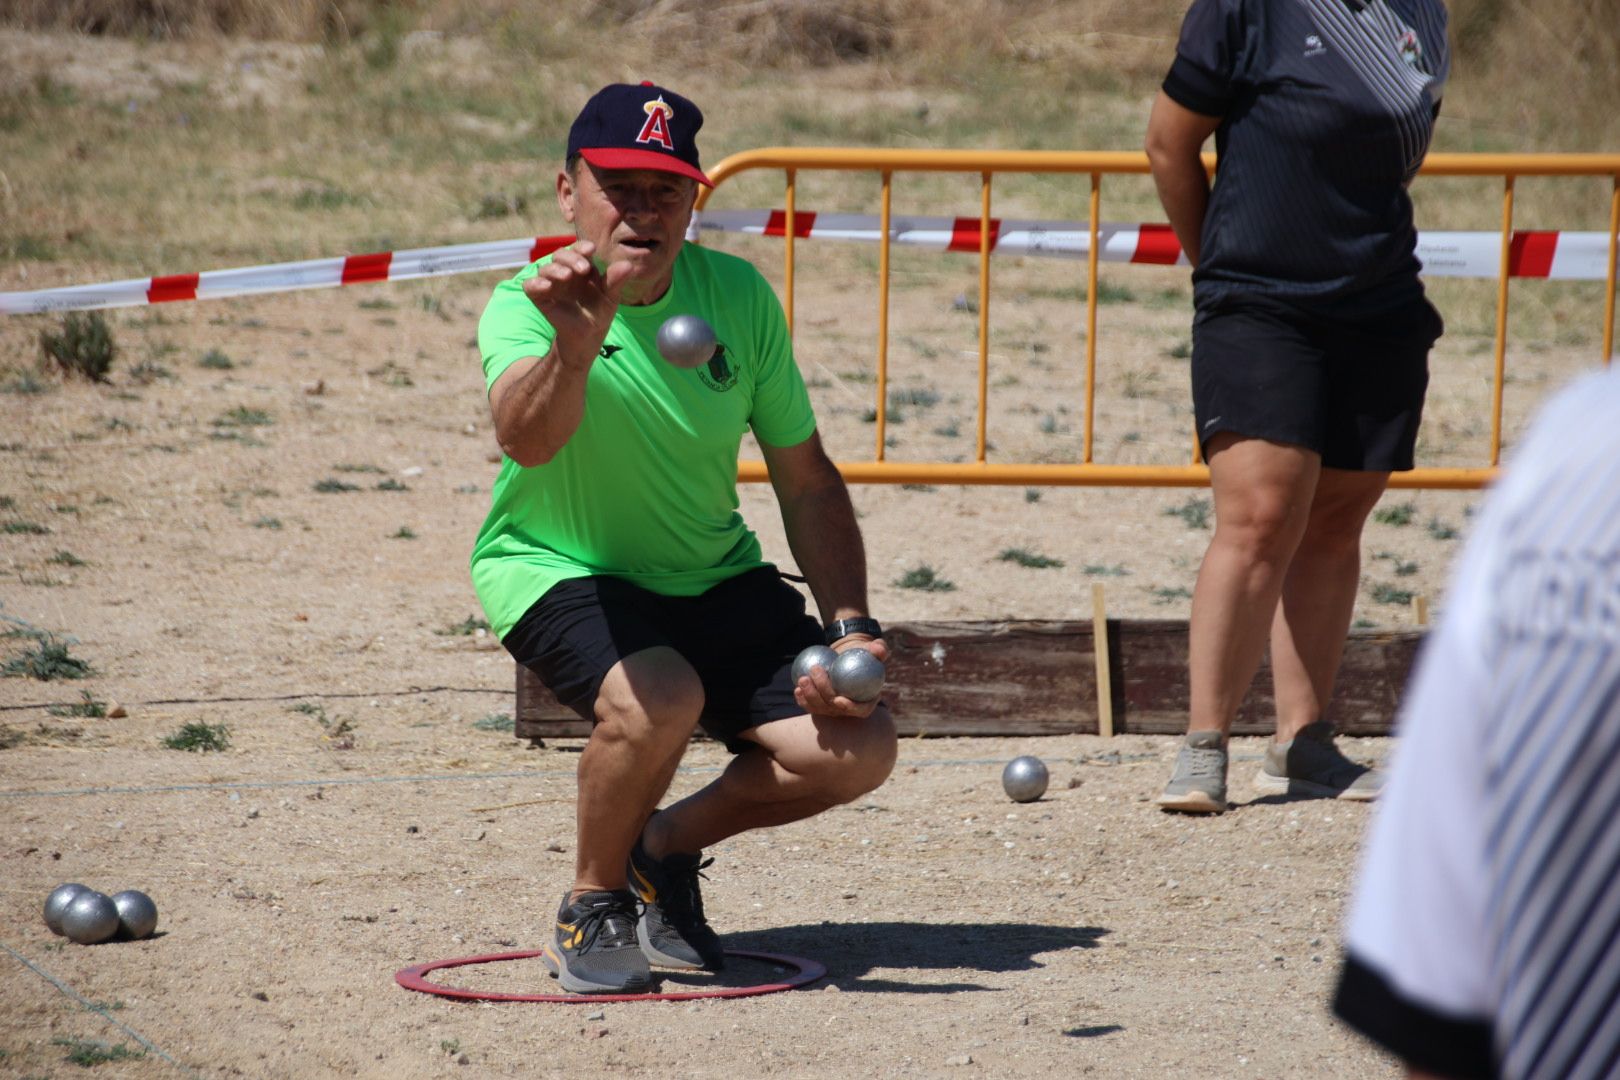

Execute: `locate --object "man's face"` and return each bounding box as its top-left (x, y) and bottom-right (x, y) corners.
top-left (557, 162), bottom-right (698, 304)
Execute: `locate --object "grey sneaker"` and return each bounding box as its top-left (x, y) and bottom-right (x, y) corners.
top-left (1255, 722), bottom-right (1383, 801)
top-left (540, 889), bottom-right (654, 995)
top-left (1156, 730), bottom-right (1228, 813)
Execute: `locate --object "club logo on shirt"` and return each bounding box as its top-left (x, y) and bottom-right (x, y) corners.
top-left (599, 344), bottom-right (623, 359)
top-left (637, 96), bottom-right (676, 151)
top-left (696, 342), bottom-right (738, 393)
top-left (1303, 33), bottom-right (1327, 57)
top-left (1398, 29), bottom-right (1422, 67)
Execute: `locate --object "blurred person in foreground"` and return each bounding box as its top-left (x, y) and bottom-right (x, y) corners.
top-left (1144, 0), bottom-right (1450, 813)
top-left (1335, 364), bottom-right (1620, 1079)
top-left (470, 82), bottom-right (896, 995)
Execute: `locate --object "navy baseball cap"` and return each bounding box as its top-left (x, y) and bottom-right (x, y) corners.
top-left (566, 81), bottom-right (712, 187)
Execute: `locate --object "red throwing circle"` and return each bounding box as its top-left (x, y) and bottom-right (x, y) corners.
top-left (395, 948), bottom-right (826, 1004)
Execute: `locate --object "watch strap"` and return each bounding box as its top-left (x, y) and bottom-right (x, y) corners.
top-left (825, 617), bottom-right (883, 644)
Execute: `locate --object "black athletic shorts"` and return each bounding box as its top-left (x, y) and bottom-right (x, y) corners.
top-left (1190, 292), bottom-right (1443, 471)
top-left (501, 566), bottom-right (824, 753)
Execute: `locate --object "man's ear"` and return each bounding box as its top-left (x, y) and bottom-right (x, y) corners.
top-left (556, 168), bottom-right (577, 224)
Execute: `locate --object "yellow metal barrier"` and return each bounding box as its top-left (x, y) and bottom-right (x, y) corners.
top-left (695, 149), bottom-right (1620, 490)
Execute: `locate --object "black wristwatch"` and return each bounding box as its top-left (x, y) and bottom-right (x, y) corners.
top-left (824, 617), bottom-right (883, 644)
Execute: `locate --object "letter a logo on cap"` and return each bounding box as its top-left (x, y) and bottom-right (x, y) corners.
top-left (636, 97), bottom-right (676, 150)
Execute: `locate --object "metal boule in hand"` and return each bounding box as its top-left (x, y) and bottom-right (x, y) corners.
top-left (656, 314), bottom-right (717, 368)
top-left (792, 644), bottom-right (839, 683)
top-left (829, 648), bottom-right (886, 703)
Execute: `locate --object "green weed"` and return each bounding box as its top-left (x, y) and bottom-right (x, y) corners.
top-left (40, 312), bottom-right (116, 382)
top-left (1372, 583), bottom-right (1416, 606)
top-left (334, 463), bottom-right (385, 473)
top-left (437, 615), bottom-right (491, 636)
top-left (390, 526), bottom-right (417, 539)
top-left (2, 370), bottom-right (50, 395)
top-left (1164, 497), bottom-right (1212, 530)
top-left (1084, 563), bottom-right (1129, 577)
top-left (473, 713), bottom-right (515, 732)
top-left (47, 691), bottom-right (107, 718)
top-left (52, 1037), bottom-right (144, 1067)
top-left (4, 521), bottom-right (49, 535)
top-left (253, 517), bottom-right (283, 529)
top-left (3, 636), bottom-right (93, 681)
top-left (314, 478), bottom-right (361, 493)
top-left (1151, 586), bottom-right (1193, 604)
top-left (198, 348), bottom-right (235, 370)
top-left (215, 407), bottom-right (273, 428)
top-left (998, 548), bottom-right (1064, 569)
top-left (1427, 517), bottom-right (1459, 540)
top-left (894, 565), bottom-right (955, 592)
top-left (375, 478), bottom-right (409, 492)
top-left (1374, 502), bottom-right (1416, 526)
top-left (162, 722), bottom-right (230, 752)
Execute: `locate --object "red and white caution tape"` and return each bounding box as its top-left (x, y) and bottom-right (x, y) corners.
top-left (694, 209), bottom-right (1619, 282)
top-left (2, 212), bottom-right (1614, 316)
top-left (0, 236), bottom-right (573, 316)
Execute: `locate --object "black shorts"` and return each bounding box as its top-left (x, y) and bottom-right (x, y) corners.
top-left (1190, 293), bottom-right (1443, 471)
top-left (501, 567), bottom-right (823, 753)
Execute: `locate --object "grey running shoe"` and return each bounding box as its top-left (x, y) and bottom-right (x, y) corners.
top-left (628, 838), bottom-right (726, 971)
top-left (540, 889), bottom-right (654, 995)
top-left (1156, 730), bottom-right (1228, 814)
top-left (1255, 721), bottom-right (1383, 801)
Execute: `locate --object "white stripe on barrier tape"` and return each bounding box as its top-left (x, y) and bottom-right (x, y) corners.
top-left (2, 213), bottom-right (1614, 316)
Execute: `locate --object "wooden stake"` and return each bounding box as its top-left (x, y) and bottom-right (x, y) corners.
top-left (1412, 593), bottom-right (1430, 627)
top-left (1092, 582), bottom-right (1114, 738)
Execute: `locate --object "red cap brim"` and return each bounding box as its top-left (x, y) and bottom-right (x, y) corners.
top-left (579, 147), bottom-right (713, 187)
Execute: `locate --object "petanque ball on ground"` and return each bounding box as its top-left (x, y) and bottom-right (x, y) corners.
top-left (112, 889), bottom-right (160, 941)
top-left (43, 882), bottom-right (91, 936)
top-left (655, 314), bottom-right (717, 368)
top-left (1002, 755), bottom-right (1050, 803)
top-left (60, 890), bottom-right (121, 945)
top-left (791, 644), bottom-right (839, 683)
top-left (829, 648), bottom-right (886, 702)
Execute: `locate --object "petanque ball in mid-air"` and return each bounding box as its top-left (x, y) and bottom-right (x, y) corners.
top-left (791, 644), bottom-right (839, 683)
top-left (655, 314), bottom-right (717, 368)
top-left (43, 883), bottom-right (91, 936)
top-left (829, 648), bottom-right (886, 702)
top-left (1002, 755), bottom-right (1050, 803)
top-left (60, 890), bottom-right (121, 945)
top-left (112, 890), bottom-right (159, 941)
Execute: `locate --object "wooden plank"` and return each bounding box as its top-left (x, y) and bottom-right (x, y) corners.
top-left (513, 620), bottom-right (1424, 742)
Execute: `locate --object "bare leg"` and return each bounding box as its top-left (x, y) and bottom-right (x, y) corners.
top-left (643, 708), bottom-right (898, 859)
top-left (1268, 467), bottom-right (1389, 741)
top-left (1187, 435), bottom-right (1321, 736)
top-left (571, 647), bottom-right (703, 898)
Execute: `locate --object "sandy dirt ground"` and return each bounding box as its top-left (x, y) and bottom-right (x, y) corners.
top-left (0, 260), bottom-right (1493, 1080)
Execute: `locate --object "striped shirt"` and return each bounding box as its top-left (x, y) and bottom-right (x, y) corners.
top-left (1163, 0), bottom-right (1449, 314)
top-left (1336, 366), bottom-right (1620, 1079)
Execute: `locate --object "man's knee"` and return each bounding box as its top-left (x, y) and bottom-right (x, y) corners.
top-left (592, 649), bottom-right (704, 747)
top-left (805, 710), bottom-right (899, 804)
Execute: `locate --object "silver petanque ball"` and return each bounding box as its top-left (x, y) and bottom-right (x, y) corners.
top-left (112, 890), bottom-right (159, 941)
top-left (60, 890), bottom-right (121, 945)
top-left (829, 648), bottom-right (886, 703)
top-left (791, 644), bottom-right (839, 683)
top-left (1002, 755), bottom-right (1050, 803)
top-left (655, 314), bottom-right (717, 369)
top-left (43, 883), bottom-right (91, 936)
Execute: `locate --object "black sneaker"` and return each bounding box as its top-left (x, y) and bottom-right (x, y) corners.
top-left (540, 889), bottom-right (654, 995)
top-left (628, 838), bottom-right (726, 971)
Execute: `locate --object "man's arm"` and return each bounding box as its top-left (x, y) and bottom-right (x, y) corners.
top-left (488, 241), bottom-right (632, 467)
top-left (760, 432), bottom-right (886, 715)
top-left (1143, 90), bottom-right (1221, 269)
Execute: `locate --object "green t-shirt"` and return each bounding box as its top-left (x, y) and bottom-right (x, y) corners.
top-left (471, 244), bottom-right (817, 639)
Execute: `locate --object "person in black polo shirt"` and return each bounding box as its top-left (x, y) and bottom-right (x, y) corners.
top-left (1144, 0), bottom-right (1450, 814)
